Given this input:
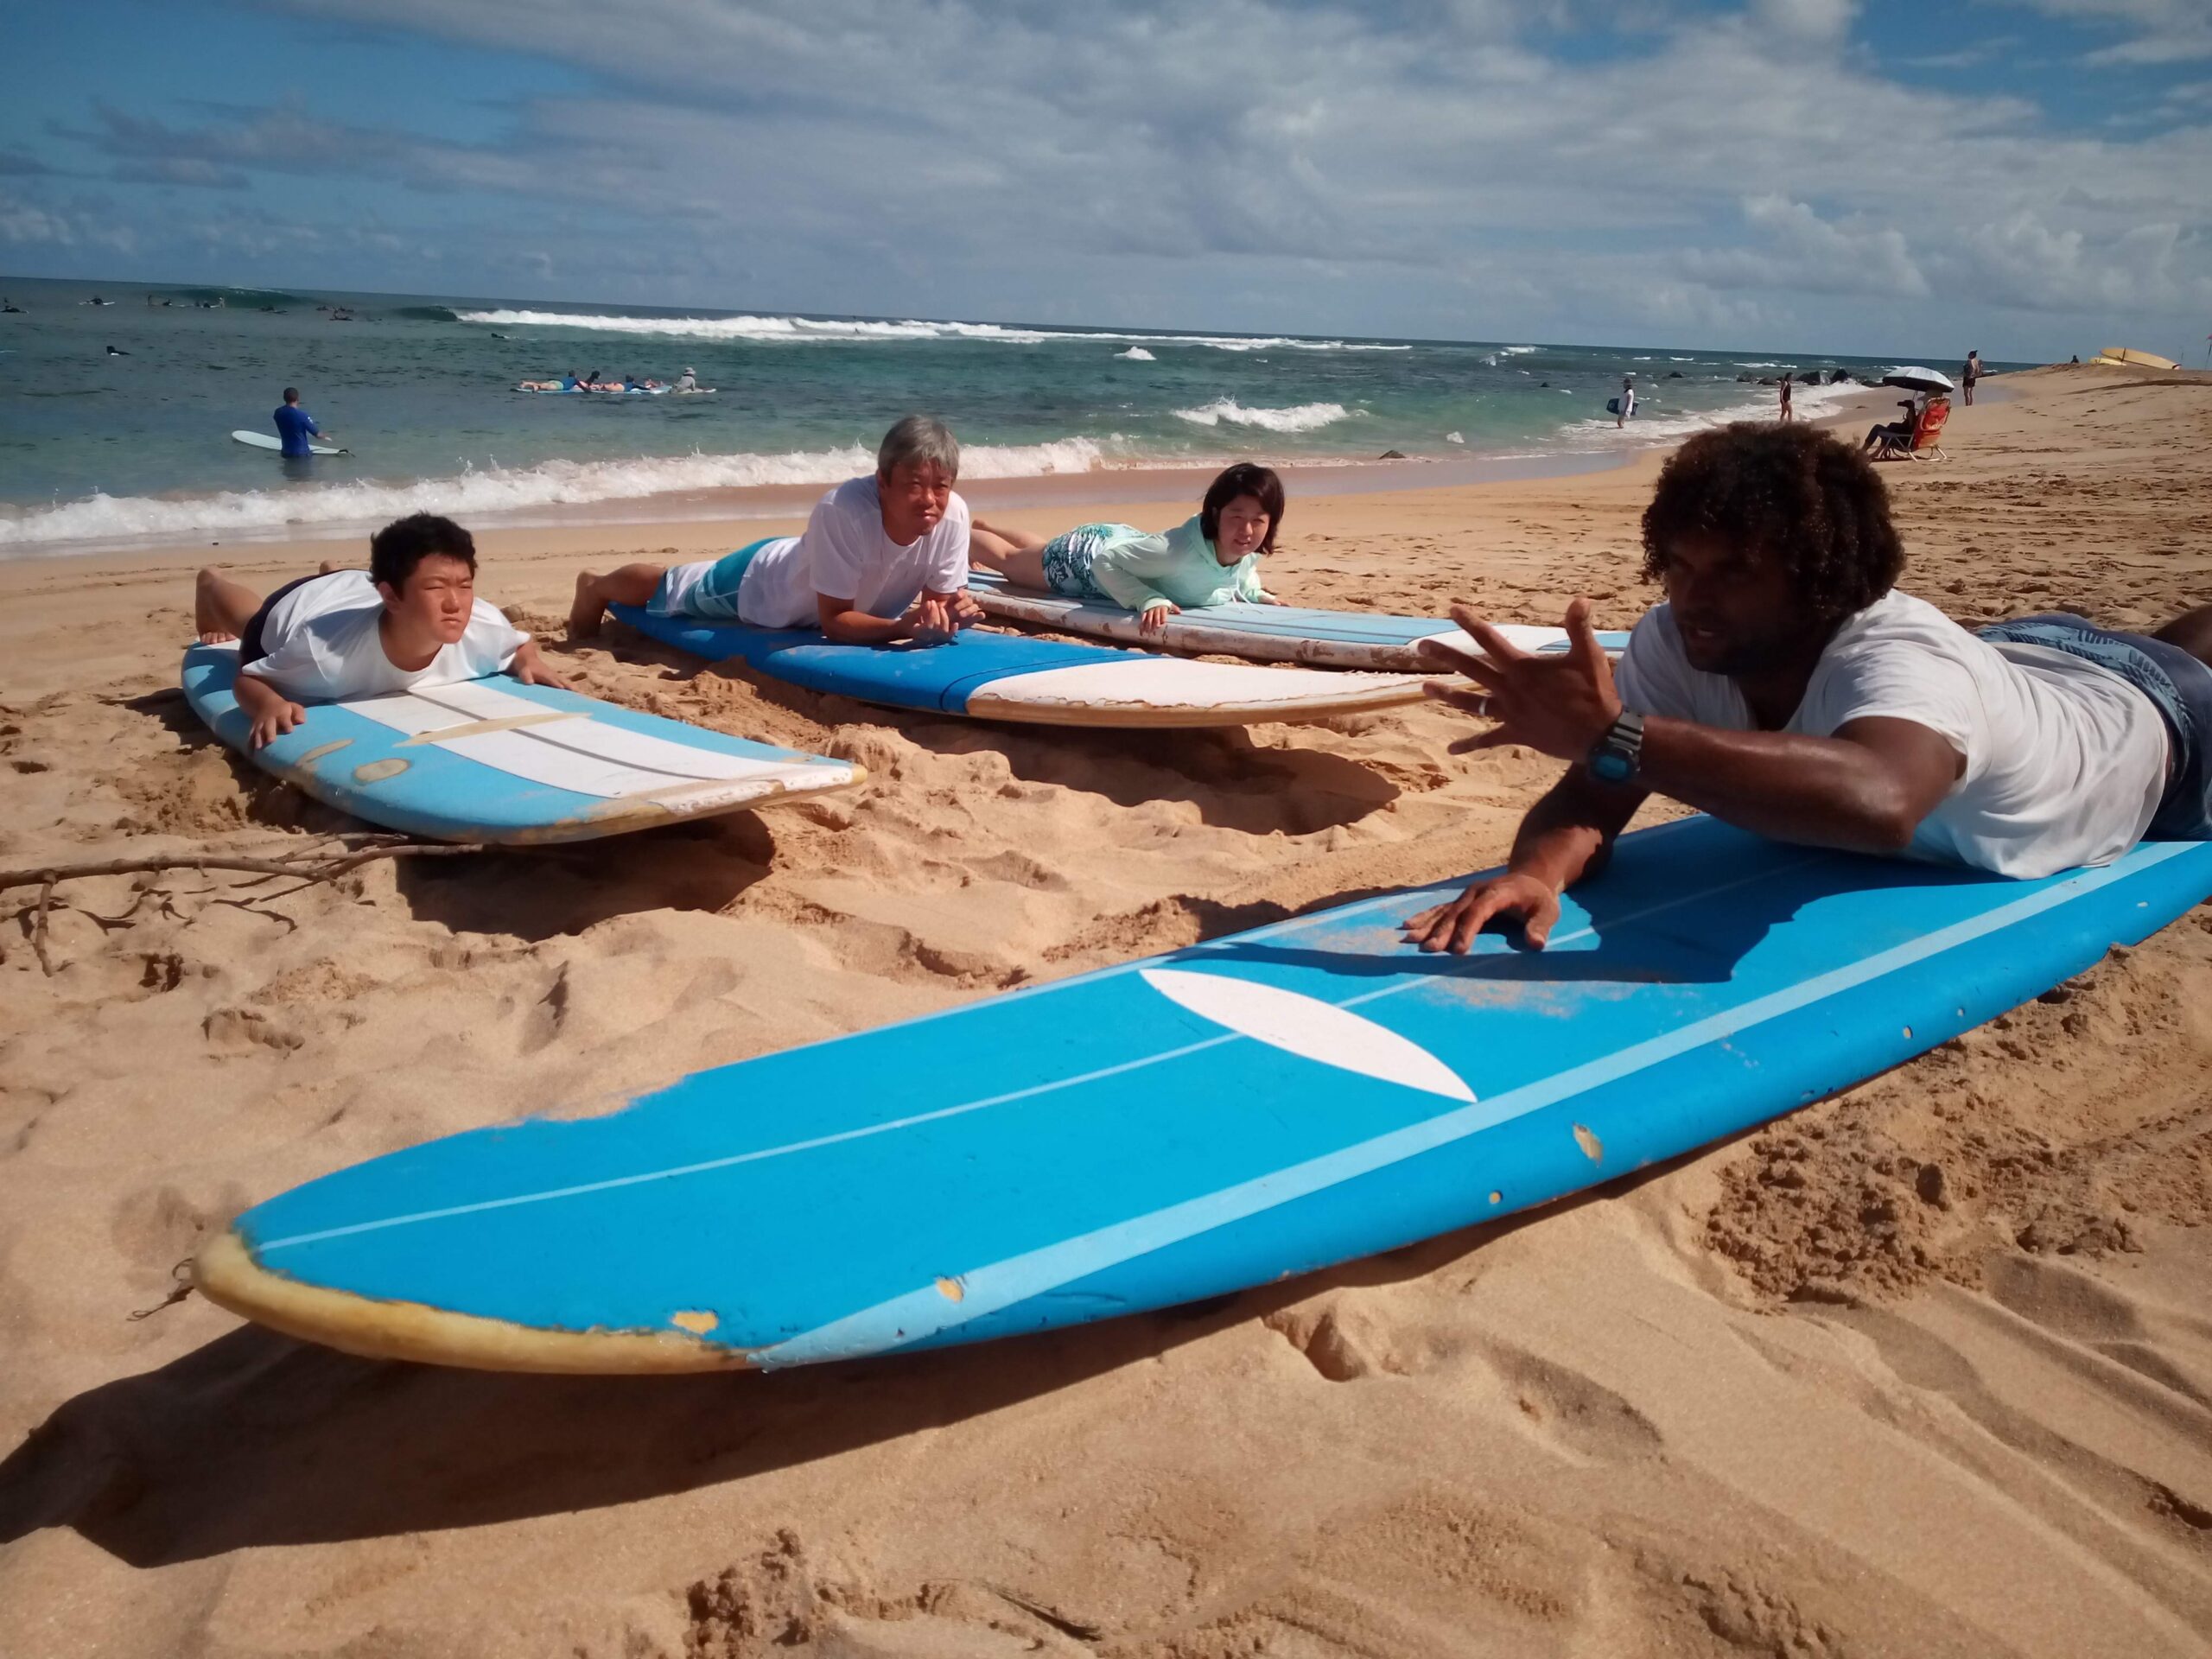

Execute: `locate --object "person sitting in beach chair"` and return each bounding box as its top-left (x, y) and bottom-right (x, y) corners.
top-left (966, 462), bottom-right (1287, 639)
top-left (1866, 396), bottom-right (1949, 462)
top-left (568, 415), bottom-right (984, 645)
top-left (1404, 423), bottom-right (2212, 953)
top-left (193, 513), bottom-right (566, 749)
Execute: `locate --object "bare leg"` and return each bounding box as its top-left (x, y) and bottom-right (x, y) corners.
top-left (194, 568), bottom-right (262, 644)
top-left (2152, 602), bottom-right (2212, 666)
top-left (968, 522), bottom-right (1058, 591)
top-left (569, 563), bottom-right (666, 639)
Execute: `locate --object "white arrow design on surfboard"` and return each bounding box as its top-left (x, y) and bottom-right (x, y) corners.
top-left (1140, 967), bottom-right (1476, 1102)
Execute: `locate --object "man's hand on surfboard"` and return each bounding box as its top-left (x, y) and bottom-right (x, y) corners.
top-left (1419, 597), bottom-right (1621, 760)
top-left (1402, 870), bottom-right (1564, 954)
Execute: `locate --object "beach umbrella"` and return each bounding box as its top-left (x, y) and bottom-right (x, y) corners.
top-left (1881, 366), bottom-right (1955, 393)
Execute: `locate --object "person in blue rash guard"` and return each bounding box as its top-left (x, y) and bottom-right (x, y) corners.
top-left (271, 387), bottom-right (330, 457)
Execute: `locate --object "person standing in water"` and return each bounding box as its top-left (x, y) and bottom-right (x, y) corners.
top-left (272, 387), bottom-right (332, 457)
top-left (1777, 372), bottom-right (1795, 423)
top-left (1961, 351), bottom-right (1982, 405)
top-left (1616, 375), bottom-right (1637, 429)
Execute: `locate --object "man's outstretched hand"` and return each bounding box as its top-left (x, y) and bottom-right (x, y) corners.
top-left (1402, 870), bottom-right (1565, 954)
top-left (1418, 597), bottom-right (1621, 760)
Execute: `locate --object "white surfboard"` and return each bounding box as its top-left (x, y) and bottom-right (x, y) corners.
top-left (232, 429), bottom-right (345, 457)
top-left (967, 573), bottom-right (1630, 673)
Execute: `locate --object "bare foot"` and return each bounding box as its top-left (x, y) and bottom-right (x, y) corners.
top-left (569, 570), bottom-right (605, 639)
top-left (198, 629), bottom-right (238, 645)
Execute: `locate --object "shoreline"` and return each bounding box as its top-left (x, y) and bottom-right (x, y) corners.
top-left (0, 382), bottom-right (1892, 564)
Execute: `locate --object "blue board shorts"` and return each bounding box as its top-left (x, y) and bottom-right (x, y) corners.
top-left (1976, 613), bottom-right (2212, 840)
top-left (1038, 524), bottom-right (1131, 601)
top-left (649, 537), bottom-right (772, 622)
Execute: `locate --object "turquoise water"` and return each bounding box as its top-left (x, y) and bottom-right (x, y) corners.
top-left (0, 275), bottom-right (1992, 552)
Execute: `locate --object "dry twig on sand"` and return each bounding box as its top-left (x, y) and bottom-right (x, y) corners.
top-left (2, 836), bottom-right (486, 975)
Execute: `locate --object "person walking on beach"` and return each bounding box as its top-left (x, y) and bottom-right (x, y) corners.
top-left (1616, 375), bottom-right (1637, 429)
top-left (967, 463), bottom-right (1287, 639)
top-left (1962, 352), bottom-right (1982, 406)
top-left (1778, 372), bottom-right (1794, 423)
top-left (569, 415), bottom-right (983, 645)
top-left (272, 387), bottom-right (331, 458)
top-left (1403, 422), bottom-right (2212, 954)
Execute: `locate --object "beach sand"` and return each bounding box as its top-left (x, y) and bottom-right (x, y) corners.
top-left (2, 364), bottom-right (2209, 1656)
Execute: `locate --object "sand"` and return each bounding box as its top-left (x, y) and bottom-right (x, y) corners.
top-left (2, 364), bottom-right (2209, 1657)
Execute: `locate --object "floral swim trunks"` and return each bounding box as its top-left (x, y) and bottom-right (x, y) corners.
top-left (1038, 524), bottom-right (1130, 601)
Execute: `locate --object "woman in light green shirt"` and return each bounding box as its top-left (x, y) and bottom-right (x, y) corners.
top-left (969, 462), bottom-right (1286, 638)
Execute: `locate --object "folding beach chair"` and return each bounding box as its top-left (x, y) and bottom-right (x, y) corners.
top-left (1872, 397), bottom-right (1949, 462)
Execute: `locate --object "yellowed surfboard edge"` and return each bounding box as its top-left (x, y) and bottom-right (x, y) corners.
top-left (193, 1230), bottom-right (757, 1374)
top-left (498, 761), bottom-right (868, 847)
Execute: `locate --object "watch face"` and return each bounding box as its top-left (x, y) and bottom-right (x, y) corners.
top-left (1591, 749), bottom-right (1631, 783)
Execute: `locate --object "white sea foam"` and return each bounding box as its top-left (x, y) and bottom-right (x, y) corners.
top-left (1554, 377), bottom-right (1859, 452)
top-left (1500, 345), bottom-right (1540, 355)
top-left (0, 437), bottom-right (1112, 551)
top-left (1117, 346), bottom-right (1155, 361)
top-left (1445, 431), bottom-right (1465, 444)
top-left (1172, 399), bottom-right (1354, 433)
top-left (456, 308), bottom-right (1407, 353)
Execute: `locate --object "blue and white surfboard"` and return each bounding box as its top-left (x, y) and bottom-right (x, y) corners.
top-left (193, 817), bottom-right (2212, 1372)
top-left (609, 604), bottom-right (1427, 727)
top-left (183, 641), bottom-right (861, 844)
top-left (967, 570), bottom-right (1633, 672)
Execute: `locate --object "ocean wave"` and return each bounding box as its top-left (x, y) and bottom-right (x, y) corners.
top-left (1500, 345), bottom-right (1541, 355)
top-left (0, 437), bottom-right (1113, 551)
top-left (1117, 346), bottom-right (1155, 361)
top-left (1172, 399), bottom-right (1355, 433)
top-left (1555, 378), bottom-right (1859, 450)
top-left (455, 308), bottom-right (1407, 353)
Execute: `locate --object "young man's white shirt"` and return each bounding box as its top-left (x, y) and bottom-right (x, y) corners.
top-left (1613, 589), bottom-right (2168, 878)
top-left (733, 476), bottom-right (971, 629)
top-left (244, 570), bottom-right (529, 700)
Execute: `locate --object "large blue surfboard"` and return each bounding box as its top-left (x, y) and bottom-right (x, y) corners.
top-left (182, 642), bottom-right (861, 844)
top-left (607, 603), bottom-right (1425, 728)
top-left (968, 569), bottom-right (1634, 672)
top-left (194, 818), bottom-right (2212, 1372)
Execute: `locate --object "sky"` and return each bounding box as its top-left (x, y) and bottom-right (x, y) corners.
top-left (4, 0), bottom-right (2209, 360)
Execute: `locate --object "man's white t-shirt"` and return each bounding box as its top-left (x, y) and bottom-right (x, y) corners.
top-left (244, 570), bottom-right (529, 700)
top-left (1613, 589), bottom-right (2169, 878)
top-left (734, 475), bottom-right (971, 630)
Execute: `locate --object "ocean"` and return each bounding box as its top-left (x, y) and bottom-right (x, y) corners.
top-left (0, 275), bottom-right (1992, 554)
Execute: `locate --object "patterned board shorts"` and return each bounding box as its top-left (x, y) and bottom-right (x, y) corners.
top-left (1977, 612), bottom-right (2212, 840)
top-left (649, 537), bottom-right (772, 620)
top-left (1038, 524), bottom-right (1128, 601)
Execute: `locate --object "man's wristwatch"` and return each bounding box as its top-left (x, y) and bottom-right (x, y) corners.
top-left (1585, 709), bottom-right (1645, 785)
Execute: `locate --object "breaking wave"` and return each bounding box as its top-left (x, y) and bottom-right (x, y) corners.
top-left (1172, 399), bottom-right (1355, 433)
top-left (455, 308), bottom-right (1408, 353)
top-left (0, 437), bottom-right (1114, 551)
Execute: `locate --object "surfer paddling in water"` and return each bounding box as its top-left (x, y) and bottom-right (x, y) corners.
top-left (967, 462), bottom-right (1287, 638)
top-left (194, 513), bottom-right (565, 748)
top-left (569, 415), bottom-right (984, 645)
top-left (1406, 422), bottom-right (2212, 952)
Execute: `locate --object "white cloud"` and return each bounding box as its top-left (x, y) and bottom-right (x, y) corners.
top-left (1999, 0), bottom-right (2212, 63)
top-left (12, 0), bottom-right (2210, 353)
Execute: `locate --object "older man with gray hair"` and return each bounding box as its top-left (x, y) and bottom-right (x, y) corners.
top-left (567, 414), bottom-right (984, 645)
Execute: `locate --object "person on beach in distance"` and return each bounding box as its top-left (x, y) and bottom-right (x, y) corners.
top-left (1777, 372), bottom-right (1794, 423)
top-left (1961, 351), bottom-right (1982, 405)
top-left (1403, 423), bottom-right (2212, 953)
top-left (568, 415), bottom-right (982, 645)
top-left (194, 513), bottom-right (565, 749)
top-left (1616, 375), bottom-right (1637, 429)
top-left (966, 462), bottom-right (1287, 639)
top-left (272, 387), bottom-right (330, 457)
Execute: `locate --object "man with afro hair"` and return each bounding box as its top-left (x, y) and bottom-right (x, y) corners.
top-left (1404, 422), bottom-right (2212, 954)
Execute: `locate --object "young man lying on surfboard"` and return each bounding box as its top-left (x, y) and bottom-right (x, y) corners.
top-left (966, 462), bottom-right (1287, 639)
top-left (568, 415), bottom-right (986, 646)
top-left (1405, 422), bottom-right (2212, 953)
top-left (194, 512), bottom-right (566, 748)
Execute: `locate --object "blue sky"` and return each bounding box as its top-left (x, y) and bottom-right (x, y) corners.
top-left (5, 0), bottom-right (2209, 359)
